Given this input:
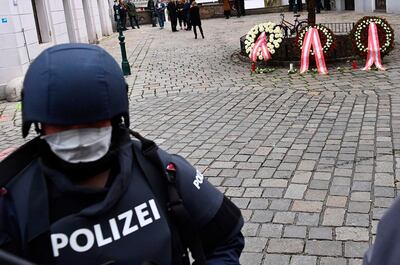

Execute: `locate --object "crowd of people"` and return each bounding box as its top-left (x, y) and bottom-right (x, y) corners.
top-left (148, 0), bottom-right (204, 39)
top-left (113, 0), bottom-right (141, 30)
top-left (114, 0), bottom-right (204, 39)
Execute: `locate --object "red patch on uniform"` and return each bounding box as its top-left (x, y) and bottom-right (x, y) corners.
top-left (0, 147), bottom-right (16, 161)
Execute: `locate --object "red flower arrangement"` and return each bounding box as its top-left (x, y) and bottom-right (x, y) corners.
top-left (350, 16), bottom-right (394, 58)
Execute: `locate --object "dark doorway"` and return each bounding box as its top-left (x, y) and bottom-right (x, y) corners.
top-left (345, 0), bottom-right (354, 10)
top-left (375, 0), bottom-right (386, 11)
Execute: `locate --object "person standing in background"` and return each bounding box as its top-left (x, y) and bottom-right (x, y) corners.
top-left (234, 0), bottom-right (241, 17)
top-left (113, 0), bottom-right (128, 30)
top-left (126, 0), bottom-right (140, 29)
top-left (189, 0), bottom-right (204, 39)
top-left (223, 0), bottom-right (231, 19)
top-left (316, 0), bottom-right (323, 13)
top-left (119, 0), bottom-right (128, 30)
top-left (155, 0), bottom-right (166, 29)
top-left (167, 0), bottom-right (179, 32)
top-left (239, 0), bottom-right (245, 16)
top-left (177, 0), bottom-right (186, 30)
top-left (183, 0), bottom-right (191, 30)
top-left (147, 0), bottom-right (157, 27)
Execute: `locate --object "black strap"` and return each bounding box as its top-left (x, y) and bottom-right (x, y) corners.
top-left (130, 133), bottom-right (189, 265)
top-left (0, 137), bottom-right (41, 187)
top-left (130, 130), bottom-right (206, 265)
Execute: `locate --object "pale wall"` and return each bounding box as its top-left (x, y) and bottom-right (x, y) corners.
top-left (387, 0), bottom-right (400, 13)
top-left (0, 0), bottom-right (114, 100)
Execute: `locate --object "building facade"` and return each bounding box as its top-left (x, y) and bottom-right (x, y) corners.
top-left (0, 0), bottom-right (115, 99)
top-left (330, 0), bottom-right (400, 13)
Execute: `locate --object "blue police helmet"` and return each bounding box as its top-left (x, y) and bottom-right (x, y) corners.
top-left (22, 43), bottom-right (129, 138)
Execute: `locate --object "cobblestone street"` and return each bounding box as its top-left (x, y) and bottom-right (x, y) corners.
top-left (2, 11), bottom-right (400, 265)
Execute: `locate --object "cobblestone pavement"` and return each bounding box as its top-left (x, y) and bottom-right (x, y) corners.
top-left (2, 11), bottom-right (400, 265)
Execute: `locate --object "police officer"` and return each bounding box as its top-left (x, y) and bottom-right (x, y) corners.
top-left (0, 44), bottom-right (244, 265)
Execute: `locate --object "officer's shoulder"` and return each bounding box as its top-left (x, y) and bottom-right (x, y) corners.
top-left (0, 138), bottom-right (41, 188)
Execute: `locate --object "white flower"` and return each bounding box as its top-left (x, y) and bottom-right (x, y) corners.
top-left (270, 49), bottom-right (275, 54)
top-left (274, 42), bottom-right (279, 48)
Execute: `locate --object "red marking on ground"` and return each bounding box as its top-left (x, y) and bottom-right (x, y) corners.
top-left (0, 116), bottom-right (8, 121)
top-left (0, 147), bottom-right (16, 161)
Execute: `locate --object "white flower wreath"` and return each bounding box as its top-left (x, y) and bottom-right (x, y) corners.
top-left (244, 22), bottom-right (284, 60)
top-left (297, 24), bottom-right (335, 56)
top-left (352, 16), bottom-right (394, 55)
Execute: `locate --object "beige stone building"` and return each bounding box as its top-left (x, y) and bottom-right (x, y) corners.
top-left (0, 0), bottom-right (115, 99)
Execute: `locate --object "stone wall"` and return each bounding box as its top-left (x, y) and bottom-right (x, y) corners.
top-left (137, 3), bottom-right (288, 23)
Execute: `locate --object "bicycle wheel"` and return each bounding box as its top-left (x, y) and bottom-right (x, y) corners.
top-left (295, 21), bottom-right (309, 34)
top-left (274, 24), bottom-right (289, 38)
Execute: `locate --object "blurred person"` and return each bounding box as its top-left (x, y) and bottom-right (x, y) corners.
top-left (167, 0), bottom-right (179, 32)
top-left (156, 0), bottom-right (166, 29)
top-left (183, 0), bottom-right (192, 30)
top-left (147, 0), bottom-right (157, 27)
top-left (126, 0), bottom-right (140, 29)
top-left (189, 0), bottom-right (204, 39)
top-left (177, 0), bottom-right (186, 30)
top-left (223, 0), bottom-right (231, 19)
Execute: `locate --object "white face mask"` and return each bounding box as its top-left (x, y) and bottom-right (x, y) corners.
top-left (41, 126), bottom-right (112, 163)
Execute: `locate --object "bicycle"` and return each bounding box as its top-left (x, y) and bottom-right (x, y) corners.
top-left (275, 13), bottom-right (308, 38)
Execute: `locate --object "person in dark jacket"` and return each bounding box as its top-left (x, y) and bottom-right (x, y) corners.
top-left (167, 0), bottom-right (178, 32)
top-left (155, 0), bottom-right (166, 28)
top-left (119, 0), bottom-right (128, 30)
top-left (113, 0), bottom-right (128, 30)
top-left (177, 0), bottom-right (186, 30)
top-left (147, 0), bottom-right (157, 27)
top-left (233, 0), bottom-right (241, 17)
top-left (183, 0), bottom-right (191, 30)
top-left (239, 0), bottom-right (245, 15)
top-left (189, 1), bottom-right (203, 39)
top-left (0, 43), bottom-right (244, 265)
top-left (126, 0), bottom-right (140, 29)
top-left (316, 0), bottom-right (323, 13)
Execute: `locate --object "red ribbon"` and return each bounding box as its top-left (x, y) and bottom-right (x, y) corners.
top-left (363, 22), bottom-right (385, 71)
top-left (250, 32), bottom-right (272, 62)
top-left (300, 28), bottom-right (328, 75)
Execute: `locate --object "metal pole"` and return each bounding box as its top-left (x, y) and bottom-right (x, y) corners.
top-left (115, 6), bottom-right (131, 76)
top-left (307, 0), bottom-right (316, 25)
top-left (21, 28), bottom-right (31, 63)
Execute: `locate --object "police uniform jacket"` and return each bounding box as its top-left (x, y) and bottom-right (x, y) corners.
top-left (0, 130), bottom-right (244, 265)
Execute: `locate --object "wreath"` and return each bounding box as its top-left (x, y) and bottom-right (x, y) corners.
top-left (244, 22), bottom-right (284, 61)
top-left (296, 24), bottom-right (336, 56)
top-left (350, 16), bottom-right (394, 57)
